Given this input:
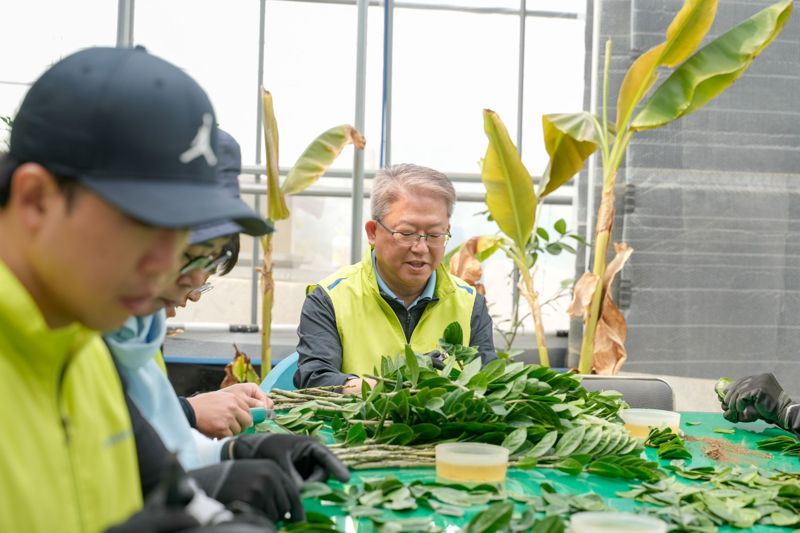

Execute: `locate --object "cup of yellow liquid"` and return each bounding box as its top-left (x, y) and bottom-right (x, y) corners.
top-left (619, 408), bottom-right (681, 439)
top-left (434, 442), bottom-right (509, 484)
top-left (570, 512), bottom-right (667, 533)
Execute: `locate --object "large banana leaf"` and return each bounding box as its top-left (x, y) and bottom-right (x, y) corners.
top-left (540, 112), bottom-right (603, 198)
top-left (282, 125), bottom-right (366, 195)
top-left (481, 109), bottom-right (536, 252)
top-left (632, 0), bottom-right (792, 131)
top-left (616, 0), bottom-right (718, 130)
top-left (261, 89), bottom-right (290, 221)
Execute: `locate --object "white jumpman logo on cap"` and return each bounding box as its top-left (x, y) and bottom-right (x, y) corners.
top-left (179, 113), bottom-right (218, 166)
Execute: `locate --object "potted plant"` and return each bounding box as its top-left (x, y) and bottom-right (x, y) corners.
top-left (547, 0), bottom-right (793, 374)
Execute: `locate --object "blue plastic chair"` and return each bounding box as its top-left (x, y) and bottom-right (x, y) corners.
top-left (260, 351), bottom-right (299, 393)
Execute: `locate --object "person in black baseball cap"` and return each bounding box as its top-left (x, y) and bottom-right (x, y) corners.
top-left (0, 47), bottom-right (269, 533)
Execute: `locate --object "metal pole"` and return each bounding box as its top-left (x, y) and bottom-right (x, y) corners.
top-left (380, 0), bottom-right (394, 167)
top-left (116, 0), bottom-right (135, 47)
top-left (585, 0), bottom-right (602, 272)
top-left (251, 0), bottom-right (267, 325)
top-left (516, 0), bottom-right (526, 153)
top-left (351, 0), bottom-right (369, 263)
top-left (512, 0), bottom-right (527, 309)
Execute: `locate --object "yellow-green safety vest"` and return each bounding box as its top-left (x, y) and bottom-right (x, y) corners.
top-left (313, 250), bottom-right (476, 376)
top-left (0, 261), bottom-right (142, 532)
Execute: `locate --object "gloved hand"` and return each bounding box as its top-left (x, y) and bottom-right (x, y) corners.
top-left (106, 456), bottom-right (200, 533)
top-left (222, 433), bottom-right (350, 487)
top-left (190, 459), bottom-right (304, 522)
top-left (104, 508), bottom-right (199, 533)
top-left (425, 350), bottom-right (446, 370)
top-left (721, 373), bottom-right (799, 435)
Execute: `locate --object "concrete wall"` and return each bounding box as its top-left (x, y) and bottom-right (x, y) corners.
top-left (577, 0), bottom-right (800, 396)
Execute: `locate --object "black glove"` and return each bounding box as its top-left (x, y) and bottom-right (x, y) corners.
top-left (191, 459), bottom-right (304, 522)
top-left (426, 350), bottom-right (446, 370)
top-left (106, 456), bottom-right (200, 533)
top-left (721, 373), bottom-right (799, 434)
top-left (222, 433), bottom-right (350, 487)
top-left (105, 509), bottom-right (199, 533)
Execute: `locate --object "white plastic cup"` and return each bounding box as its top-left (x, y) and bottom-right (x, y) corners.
top-left (619, 408), bottom-right (681, 439)
top-left (434, 442), bottom-right (509, 483)
top-left (570, 512), bottom-right (668, 533)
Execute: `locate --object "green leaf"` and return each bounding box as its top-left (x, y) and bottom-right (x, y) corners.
top-left (502, 427), bottom-right (529, 454)
top-left (442, 321), bottom-right (464, 346)
top-left (554, 425), bottom-right (586, 457)
top-left (554, 457), bottom-right (585, 475)
top-left (531, 515), bottom-right (565, 533)
top-left (377, 423), bottom-right (415, 445)
top-left (713, 428), bottom-right (735, 434)
top-left (537, 227), bottom-right (550, 241)
top-left (481, 109), bottom-right (536, 251)
top-left (344, 423), bottom-right (367, 446)
top-left (457, 356), bottom-right (483, 385)
top-left (412, 423), bottom-right (441, 441)
top-left (526, 430), bottom-right (558, 458)
top-left (260, 89), bottom-right (290, 221)
top-left (554, 219), bottom-right (567, 235)
top-left (540, 112), bottom-right (602, 197)
top-left (404, 345), bottom-right (420, 387)
top-left (465, 501), bottom-right (514, 533)
top-left (282, 125), bottom-right (365, 195)
top-left (545, 243), bottom-right (563, 255)
top-left (616, 0), bottom-right (718, 130)
top-left (633, 0), bottom-right (793, 130)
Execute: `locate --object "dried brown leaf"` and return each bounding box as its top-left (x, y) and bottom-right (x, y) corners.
top-left (567, 272), bottom-right (599, 318)
top-left (448, 237), bottom-right (486, 295)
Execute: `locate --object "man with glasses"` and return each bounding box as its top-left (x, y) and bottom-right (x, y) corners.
top-left (0, 47), bottom-right (273, 532)
top-left (294, 163), bottom-right (497, 393)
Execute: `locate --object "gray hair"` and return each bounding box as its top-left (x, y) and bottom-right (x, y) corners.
top-left (370, 163), bottom-right (456, 220)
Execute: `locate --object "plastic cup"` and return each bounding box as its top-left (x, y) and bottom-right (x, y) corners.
top-left (619, 408), bottom-right (681, 439)
top-left (570, 512), bottom-right (668, 533)
top-left (434, 442), bottom-right (509, 483)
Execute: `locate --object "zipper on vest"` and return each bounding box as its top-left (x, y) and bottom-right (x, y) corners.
top-left (57, 358), bottom-right (86, 533)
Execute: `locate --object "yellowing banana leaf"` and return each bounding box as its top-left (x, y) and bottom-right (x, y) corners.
top-left (660, 0), bottom-right (718, 67)
top-left (282, 125), bottom-right (366, 195)
top-left (481, 109), bottom-right (536, 252)
top-left (540, 112), bottom-right (602, 198)
top-left (261, 88), bottom-right (290, 221)
top-left (616, 0), bottom-right (718, 130)
top-left (633, 0), bottom-right (792, 131)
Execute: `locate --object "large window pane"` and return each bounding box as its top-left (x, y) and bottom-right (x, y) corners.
top-left (391, 9), bottom-right (520, 173)
top-left (135, 0), bottom-right (261, 163)
top-left (0, 0), bottom-right (116, 120)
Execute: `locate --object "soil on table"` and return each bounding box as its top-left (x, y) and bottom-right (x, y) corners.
top-left (685, 436), bottom-right (771, 465)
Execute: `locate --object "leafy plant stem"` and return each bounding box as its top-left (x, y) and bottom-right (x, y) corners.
top-left (577, 129), bottom-right (632, 374)
top-left (260, 231), bottom-right (275, 381)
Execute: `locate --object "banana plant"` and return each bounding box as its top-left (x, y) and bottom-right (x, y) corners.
top-left (260, 88), bottom-right (365, 380)
top-left (480, 111), bottom-right (601, 366)
top-left (546, 0), bottom-right (792, 374)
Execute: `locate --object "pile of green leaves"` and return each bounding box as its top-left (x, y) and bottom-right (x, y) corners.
top-left (295, 476), bottom-right (606, 533)
top-left (756, 435), bottom-right (800, 457)
top-left (272, 323), bottom-right (643, 477)
top-left (618, 463), bottom-right (800, 530)
top-left (645, 427), bottom-right (692, 460)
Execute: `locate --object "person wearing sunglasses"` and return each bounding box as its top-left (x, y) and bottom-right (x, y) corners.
top-left (294, 163), bottom-right (498, 393)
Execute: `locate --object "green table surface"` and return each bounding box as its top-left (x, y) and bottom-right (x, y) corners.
top-left (302, 412), bottom-right (799, 532)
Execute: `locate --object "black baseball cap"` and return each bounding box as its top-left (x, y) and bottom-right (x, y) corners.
top-left (9, 46), bottom-right (270, 236)
top-left (189, 129), bottom-right (273, 244)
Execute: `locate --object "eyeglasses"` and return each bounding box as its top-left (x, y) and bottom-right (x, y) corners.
top-left (189, 282), bottom-right (214, 298)
top-left (179, 249), bottom-right (232, 276)
top-left (376, 219), bottom-right (450, 248)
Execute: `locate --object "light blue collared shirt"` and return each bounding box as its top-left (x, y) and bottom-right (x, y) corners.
top-left (372, 250), bottom-right (436, 309)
